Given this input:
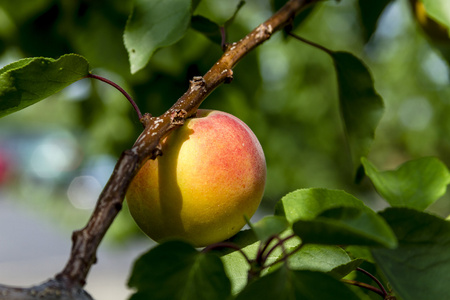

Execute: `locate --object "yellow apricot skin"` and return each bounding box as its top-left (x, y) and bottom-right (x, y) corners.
top-left (126, 109), bottom-right (266, 247)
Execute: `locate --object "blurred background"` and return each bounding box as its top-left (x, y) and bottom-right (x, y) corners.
top-left (0, 0), bottom-right (449, 298)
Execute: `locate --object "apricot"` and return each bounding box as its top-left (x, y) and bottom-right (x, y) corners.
top-left (126, 109), bottom-right (266, 247)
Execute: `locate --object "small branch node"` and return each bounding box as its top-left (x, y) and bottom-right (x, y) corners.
top-left (153, 144), bottom-right (163, 158)
top-left (170, 109), bottom-right (188, 126)
top-left (189, 76), bottom-right (206, 93)
top-left (255, 23), bottom-right (273, 40)
top-left (224, 69), bottom-right (234, 84)
top-left (140, 112), bottom-right (153, 127)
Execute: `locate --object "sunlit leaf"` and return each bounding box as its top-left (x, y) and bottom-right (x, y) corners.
top-left (217, 229), bottom-right (301, 295)
top-left (215, 230), bottom-right (259, 295)
top-left (128, 240), bottom-right (231, 300)
top-left (124, 0), bottom-right (192, 74)
top-left (329, 258), bottom-right (364, 279)
top-left (421, 0), bottom-right (450, 33)
top-left (372, 207), bottom-right (450, 300)
top-left (274, 188), bottom-right (366, 224)
top-left (362, 157), bottom-right (450, 211)
top-left (270, 244), bottom-right (354, 275)
top-left (248, 215), bottom-right (289, 242)
top-left (235, 266), bottom-right (360, 300)
top-left (331, 52), bottom-right (384, 178)
top-left (0, 54), bottom-right (89, 118)
top-left (292, 206), bottom-right (397, 248)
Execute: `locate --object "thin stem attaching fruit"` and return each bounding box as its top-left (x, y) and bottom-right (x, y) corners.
top-left (86, 73), bottom-right (143, 122)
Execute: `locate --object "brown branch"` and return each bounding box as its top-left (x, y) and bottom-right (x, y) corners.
top-left (0, 0), bottom-right (314, 298)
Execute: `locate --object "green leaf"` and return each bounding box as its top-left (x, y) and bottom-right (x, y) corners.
top-left (217, 229), bottom-right (301, 295)
top-left (421, 0), bottom-right (450, 33)
top-left (292, 206), bottom-right (397, 248)
top-left (192, 0), bottom-right (244, 45)
top-left (214, 230), bottom-right (259, 295)
top-left (329, 258), bottom-right (364, 279)
top-left (191, 15), bottom-right (222, 45)
top-left (248, 215), bottom-right (289, 242)
top-left (271, 244), bottom-right (354, 275)
top-left (274, 188), bottom-right (367, 224)
top-left (345, 245), bottom-right (375, 263)
top-left (331, 52), bottom-right (384, 178)
top-left (0, 54), bottom-right (89, 118)
top-left (362, 157), bottom-right (450, 211)
top-left (124, 0), bottom-right (192, 74)
top-left (235, 266), bottom-right (360, 300)
top-left (372, 207), bottom-right (450, 300)
top-left (357, 0), bottom-right (392, 42)
top-left (128, 240), bottom-right (231, 300)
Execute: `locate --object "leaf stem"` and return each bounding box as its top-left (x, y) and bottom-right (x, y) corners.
top-left (287, 32), bottom-right (333, 55)
top-left (341, 279), bottom-right (385, 298)
top-left (261, 233), bottom-right (296, 263)
top-left (202, 242), bottom-right (252, 265)
top-left (356, 267), bottom-right (389, 296)
top-left (86, 73), bottom-right (143, 122)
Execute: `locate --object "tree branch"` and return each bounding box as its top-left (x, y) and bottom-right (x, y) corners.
top-left (0, 0), bottom-right (314, 298)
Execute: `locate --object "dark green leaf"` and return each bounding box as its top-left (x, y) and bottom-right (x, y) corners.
top-left (357, 0), bottom-right (392, 42)
top-left (235, 266), bottom-right (360, 300)
top-left (0, 54), bottom-right (89, 118)
top-left (128, 240), bottom-right (231, 300)
top-left (293, 206), bottom-right (397, 248)
top-left (0, 0), bottom-right (52, 23)
top-left (248, 215), bottom-right (289, 242)
top-left (124, 0), bottom-right (192, 74)
top-left (362, 157), bottom-right (450, 211)
top-left (191, 15), bottom-right (222, 45)
top-left (192, 0), bottom-right (202, 11)
top-left (331, 52), bottom-right (384, 177)
top-left (274, 188), bottom-right (366, 224)
top-left (372, 207), bottom-right (450, 300)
